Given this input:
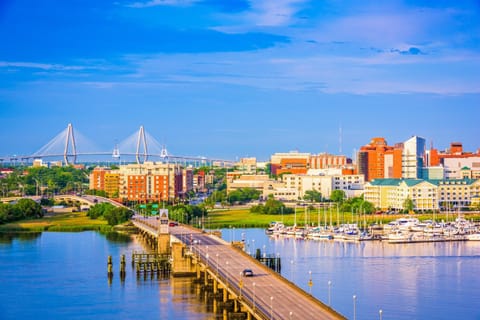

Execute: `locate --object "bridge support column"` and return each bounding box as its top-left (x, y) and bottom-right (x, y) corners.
top-left (213, 279), bottom-right (218, 294)
top-left (213, 298), bottom-right (218, 314)
top-left (204, 270), bottom-right (209, 286)
top-left (223, 287), bottom-right (228, 303)
top-left (196, 263), bottom-right (201, 280)
top-left (171, 242), bottom-right (195, 276)
top-left (157, 234), bottom-right (170, 255)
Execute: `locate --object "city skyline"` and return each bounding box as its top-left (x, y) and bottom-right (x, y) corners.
top-left (1, 1), bottom-right (479, 160)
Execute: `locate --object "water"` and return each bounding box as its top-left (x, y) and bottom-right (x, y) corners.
top-left (1, 230), bottom-right (480, 320)
top-left (0, 232), bottom-right (214, 320)
top-left (226, 228), bottom-right (480, 320)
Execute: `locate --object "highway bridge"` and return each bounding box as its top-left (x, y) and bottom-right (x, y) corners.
top-left (132, 215), bottom-right (346, 320)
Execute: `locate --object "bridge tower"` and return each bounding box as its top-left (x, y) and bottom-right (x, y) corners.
top-left (112, 143), bottom-right (120, 161)
top-left (136, 126), bottom-right (148, 164)
top-left (64, 123), bottom-right (77, 165)
top-left (160, 144), bottom-right (169, 161)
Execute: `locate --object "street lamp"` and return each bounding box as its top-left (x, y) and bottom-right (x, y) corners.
top-left (379, 309), bottom-right (383, 320)
top-left (289, 311), bottom-right (293, 320)
top-left (353, 295), bottom-right (357, 320)
top-left (328, 280), bottom-right (332, 306)
top-left (270, 296), bottom-right (274, 320)
top-left (290, 260), bottom-right (294, 281)
top-left (308, 270), bottom-right (312, 294)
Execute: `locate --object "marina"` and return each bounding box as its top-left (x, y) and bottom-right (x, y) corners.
top-left (265, 214), bottom-right (480, 244)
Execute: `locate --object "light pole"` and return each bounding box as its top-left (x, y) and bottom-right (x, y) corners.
top-left (379, 309), bottom-right (383, 320)
top-left (270, 296), bottom-right (274, 320)
top-left (328, 280), bottom-right (332, 306)
top-left (308, 270), bottom-right (312, 294)
top-left (353, 295), bottom-right (357, 320)
top-left (289, 311), bottom-right (293, 320)
top-left (290, 260), bottom-right (294, 282)
top-left (216, 253), bottom-right (219, 275)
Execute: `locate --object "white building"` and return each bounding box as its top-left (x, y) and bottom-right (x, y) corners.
top-left (443, 157), bottom-right (480, 179)
top-left (402, 136), bottom-right (426, 179)
top-left (282, 172), bottom-right (364, 200)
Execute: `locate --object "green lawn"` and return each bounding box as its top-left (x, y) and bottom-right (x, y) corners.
top-left (0, 211), bottom-right (112, 232)
top-left (206, 207), bottom-right (480, 229)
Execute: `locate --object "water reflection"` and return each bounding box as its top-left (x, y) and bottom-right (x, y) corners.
top-left (221, 228), bottom-right (480, 320)
top-left (0, 232), bottom-right (41, 244)
top-left (102, 231), bottom-right (133, 243)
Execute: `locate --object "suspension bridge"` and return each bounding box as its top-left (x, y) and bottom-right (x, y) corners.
top-left (0, 123), bottom-right (234, 166)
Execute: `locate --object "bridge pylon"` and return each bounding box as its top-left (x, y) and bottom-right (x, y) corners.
top-left (64, 123), bottom-right (77, 165)
top-left (112, 143), bottom-right (120, 160)
top-left (136, 125), bottom-right (148, 164)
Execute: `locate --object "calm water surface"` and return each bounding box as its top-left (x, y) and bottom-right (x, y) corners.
top-left (227, 228), bottom-right (480, 320)
top-left (1, 229), bottom-right (480, 320)
top-left (0, 232), bottom-right (214, 320)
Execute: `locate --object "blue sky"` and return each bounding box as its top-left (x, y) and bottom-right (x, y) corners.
top-left (0, 0), bottom-right (479, 161)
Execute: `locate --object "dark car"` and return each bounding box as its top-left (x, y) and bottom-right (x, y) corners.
top-left (242, 269), bottom-right (254, 277)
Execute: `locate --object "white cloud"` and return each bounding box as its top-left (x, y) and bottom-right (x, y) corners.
top-left (126, 0), bottom-right (198, 8)
top-left (0, 61), bottom-right (93, 71)
top-left (246, 0), bottom-right (307, 26)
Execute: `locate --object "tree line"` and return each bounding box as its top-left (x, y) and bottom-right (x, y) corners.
top-left (0, 199), bottom-right (44, 224)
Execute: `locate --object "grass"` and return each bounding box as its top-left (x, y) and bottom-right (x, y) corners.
top-left (206, 207), bottom-right (480, 229)
top-left (3, 207), bottom-right (479, 233)
top-left (0, 211), bottom-right (112, 233)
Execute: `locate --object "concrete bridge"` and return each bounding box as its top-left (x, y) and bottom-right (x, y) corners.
top-left (132, 215), bottom-right (346, 320)
top-left (0, 194), bottom-right (127, 210)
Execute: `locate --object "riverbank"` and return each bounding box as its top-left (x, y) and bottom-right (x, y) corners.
top-left (2, 206), bottom-right (479, 232)
top-left (207, 207), bottom-right (480, 229)
top-left (0, 211), bottom-right (112, 232)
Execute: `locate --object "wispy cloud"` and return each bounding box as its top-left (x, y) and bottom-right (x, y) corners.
top-left (0, 61), bottom-right (92, 71)
top-left (126, 0), bottom-right (198, 8)
top-left (246, 0), bottom-right (307, 26)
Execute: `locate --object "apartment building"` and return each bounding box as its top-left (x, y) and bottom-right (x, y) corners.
top-left (357, 137), bottom-right (403, 181)
top-left (118, 162), bottom-right (183, 202)
top-left (364, 178), bottom-right (480, 211)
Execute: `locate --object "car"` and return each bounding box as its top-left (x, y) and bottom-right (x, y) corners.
top-left (168, 221), bottom-right (178, 227)
top-left (241, 269), bottom-right (254, 277)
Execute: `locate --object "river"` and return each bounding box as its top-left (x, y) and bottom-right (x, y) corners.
top-left (1, 229), bottom-right (479, 320)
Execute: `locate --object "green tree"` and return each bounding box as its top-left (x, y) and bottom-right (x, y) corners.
top-left (250, 195), bottom-right (293, 215)
top-left (87, 202), bottom-right (114, 219)
top-left (104, 207), bottom-right (133, 226)
top-left (403, 198), bottom-right (415, 213)
top-left (330, 190), bottom-right (346, 203)
top-left (304, 190), bottom-right (322, 202)
top-left (227, 188), bottom-right (260, 204)
top-left (15, 198), bottom-right (44, 219)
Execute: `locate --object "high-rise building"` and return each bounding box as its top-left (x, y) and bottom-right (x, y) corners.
top-left (402, 136), bottom-right (426, 179)
top-left (357, 137), bottom-right (402, 181)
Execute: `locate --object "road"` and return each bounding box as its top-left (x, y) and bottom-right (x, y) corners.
top-left (168, 224), bottom-right (346, 320)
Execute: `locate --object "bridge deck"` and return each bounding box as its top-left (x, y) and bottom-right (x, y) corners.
top-left (132, 216), bottom-right (346, 320)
